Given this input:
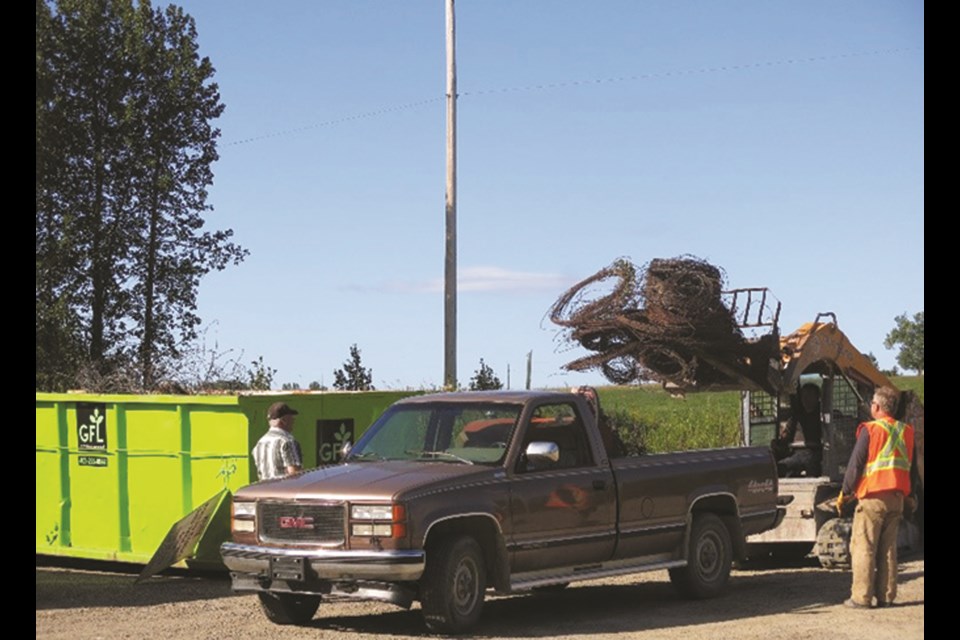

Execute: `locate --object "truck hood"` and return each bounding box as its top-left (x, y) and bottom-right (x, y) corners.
top-left (235, 461), bottom-right (499, 502)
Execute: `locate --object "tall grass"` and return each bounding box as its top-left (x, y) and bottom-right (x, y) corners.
top-left (599, 386), bottom-right (741, 453)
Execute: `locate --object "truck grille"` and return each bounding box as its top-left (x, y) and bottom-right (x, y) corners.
top-left (258, 501), bottom-right (346, 545)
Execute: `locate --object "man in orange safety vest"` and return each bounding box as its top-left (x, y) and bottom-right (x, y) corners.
top-left (837, 385), bottom-right (915, 609)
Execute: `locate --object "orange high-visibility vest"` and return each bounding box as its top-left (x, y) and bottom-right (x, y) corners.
top-left (855, 417), bottom-right (914, 499)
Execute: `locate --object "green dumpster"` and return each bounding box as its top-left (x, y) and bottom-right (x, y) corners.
top-left (36, 391), bottom-right (417, 568)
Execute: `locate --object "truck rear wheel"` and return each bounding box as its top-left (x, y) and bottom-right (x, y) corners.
top-left (256, 592), bottom-right (321, 625)
top-left (669, 512), bottom-right (732, 599)
top-left (420, 535), bottom-right (486, 634)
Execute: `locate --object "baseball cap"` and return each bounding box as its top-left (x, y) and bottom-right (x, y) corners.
top-left (267, 401), bottom-right (299, 420)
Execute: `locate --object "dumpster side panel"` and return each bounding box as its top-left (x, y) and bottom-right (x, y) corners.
top-left (36, 400), bottom-right (68, 553)
top-left (125, 404), bottom-right (187, 558)
top-left (189, 405), bottom-right (251, 498)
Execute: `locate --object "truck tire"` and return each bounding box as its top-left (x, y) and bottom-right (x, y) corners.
top-left (256, 592), bottom-right (321, 625)
top-left (816, 517), bottom-right (852, 570)
top-left (669, 513), bottom-right (732, 599)
top-left (420, 535), bottom-right (486, 634)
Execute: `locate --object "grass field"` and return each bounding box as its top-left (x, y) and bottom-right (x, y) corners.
top-left (892, 375), bottom-right (924, 404)
top-left (596, 375), bottom-right (924, 453)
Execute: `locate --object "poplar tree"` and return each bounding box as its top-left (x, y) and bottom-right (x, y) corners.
top-left (36, 0), bottom-right (245, 390)
top-left (125, 2), bottom-right (244, 387)
top-left (37, 0), bottom-right (139, 388)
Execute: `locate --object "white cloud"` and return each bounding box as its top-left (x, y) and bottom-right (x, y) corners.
top-left (380, 266), bottom-right (572, 294)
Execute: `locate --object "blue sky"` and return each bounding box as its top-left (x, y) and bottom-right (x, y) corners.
top-left (180, 1), bottom-right (923, 390)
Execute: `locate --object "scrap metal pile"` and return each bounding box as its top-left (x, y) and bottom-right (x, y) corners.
top-left (549, 256), bottom-right (779, 391)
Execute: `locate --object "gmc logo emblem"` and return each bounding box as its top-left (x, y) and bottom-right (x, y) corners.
top-left (278, 516), bottom-right (315, 529)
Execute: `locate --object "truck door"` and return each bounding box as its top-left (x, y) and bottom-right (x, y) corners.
top-left (507, 401), bottom-right (617, 572)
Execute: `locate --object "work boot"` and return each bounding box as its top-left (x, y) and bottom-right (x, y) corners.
top-left (844, 598), bottom-right (872, 609)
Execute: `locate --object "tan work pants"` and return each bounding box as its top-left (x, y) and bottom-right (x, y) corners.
top-left (850, 492), bottom-right (904, 605)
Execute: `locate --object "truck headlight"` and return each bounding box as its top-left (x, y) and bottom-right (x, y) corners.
top-left (233, 501), bottom-right (257, 518)
top-left (351, 505), bottom-right (394, 520)
top-left (232, 499), bottom-right (257, 533)
top-left (348, 503), bottom-right (406, 539)
top-left (351, 523), bottom-right (394, 537)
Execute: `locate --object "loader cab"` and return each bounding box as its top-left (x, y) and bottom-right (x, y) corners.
top-left (741, 368), bottom-right (872, 482)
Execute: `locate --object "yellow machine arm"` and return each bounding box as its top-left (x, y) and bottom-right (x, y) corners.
top-left (778, 314), bottom-right (894, 394)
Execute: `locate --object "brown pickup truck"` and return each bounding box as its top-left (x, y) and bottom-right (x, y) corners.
top-left (221, 390), bottom-right (784, 633)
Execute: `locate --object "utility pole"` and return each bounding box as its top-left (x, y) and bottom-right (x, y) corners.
top-left (525, 351), bottom-right (532, 390)
top-left (444, 0), bottom-right (458, 390)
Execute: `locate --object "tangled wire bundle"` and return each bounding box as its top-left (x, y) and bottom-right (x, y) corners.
top-left (550, 256), bottom-right (755, 387)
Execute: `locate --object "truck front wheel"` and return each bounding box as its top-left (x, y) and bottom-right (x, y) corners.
top-left (257, 592), bottom-right (321, 625)
top-left (669, 512), bottom-right (732, 599)
top-left (420, 535), bottom-right (486, 634)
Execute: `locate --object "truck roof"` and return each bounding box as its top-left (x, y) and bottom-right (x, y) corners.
top-left (393, 390), bottom-right (577, 405)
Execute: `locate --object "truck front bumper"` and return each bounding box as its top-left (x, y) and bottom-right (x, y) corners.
top-left (220, 542), bottom-right (425, 583)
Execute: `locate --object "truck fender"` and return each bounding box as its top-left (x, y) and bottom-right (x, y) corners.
top-left (686, 492), bottom-right (744, 560)
top-left (422, 513), bottom-right (510, 592)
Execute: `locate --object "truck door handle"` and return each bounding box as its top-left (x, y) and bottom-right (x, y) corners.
top-left (593, 480), bottom-right (606, 491)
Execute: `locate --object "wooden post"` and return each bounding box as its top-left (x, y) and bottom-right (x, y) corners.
top-left (444, 0), bottom-right (457, 390)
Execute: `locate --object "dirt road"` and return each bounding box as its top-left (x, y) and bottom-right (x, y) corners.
top-left (36, 553), bottom-right (923, 639)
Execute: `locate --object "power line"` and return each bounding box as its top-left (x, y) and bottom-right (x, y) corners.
top-left (461, 48), bottom-right (920, 97)
top-left (222, 47), bottom-right (921, 147)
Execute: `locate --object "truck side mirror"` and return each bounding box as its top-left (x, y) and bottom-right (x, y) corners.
top-left (525, 441), bottom-right (560, 464)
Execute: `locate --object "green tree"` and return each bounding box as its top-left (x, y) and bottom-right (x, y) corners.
top-left (333, 344), bottom-right (375, 391)
top-left (36, 0), bottom-right (83, 391)
top-left (468, 358), bottom-right (503, 391)
top-left (884, 312), bottom-right (924, 375)
top-left (36, 0), bottom-right (244, 391)
top-left (126, 2), bottom-right (244, 388)
top-left (37, 0), bottom-right (139, 389)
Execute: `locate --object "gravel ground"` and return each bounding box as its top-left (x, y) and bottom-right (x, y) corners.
top-left (36, 552), bottom-right (923, 640)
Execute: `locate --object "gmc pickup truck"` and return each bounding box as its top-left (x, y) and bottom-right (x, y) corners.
top-left (221, 390), bottom-right (784, 633)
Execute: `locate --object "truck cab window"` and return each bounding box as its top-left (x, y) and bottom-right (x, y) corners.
top-left (517, 403), bottom-right (594, 472)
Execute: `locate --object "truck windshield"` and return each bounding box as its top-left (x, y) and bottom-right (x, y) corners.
top-left (347, 403), bottom-right (522, 466)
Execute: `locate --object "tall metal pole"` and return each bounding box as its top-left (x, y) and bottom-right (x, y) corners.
top-left (444, 0), bottom-right (458, 390)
